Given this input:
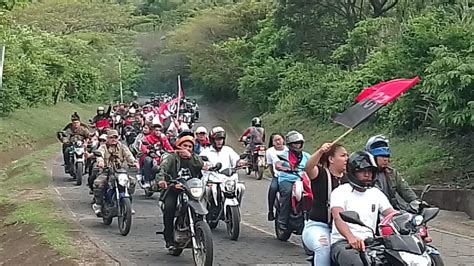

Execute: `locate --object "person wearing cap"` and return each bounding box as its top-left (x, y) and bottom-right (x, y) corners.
top-left (92, 129), bottom-right (138, 215)
top-left (365, 135), bottom-right (419, 211)
top-left (155, 130), bottom-right (204, 252)
top-left (193, 126), bottom-right (210, 154)
top-left (140, 122), bottom-right (174, 186)
top-left (58, 112), bottom-right (90, 173)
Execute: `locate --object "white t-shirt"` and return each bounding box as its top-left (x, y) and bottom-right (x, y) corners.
top-left (330, 183), bottom-right (392, 243)
top-left (200, 146), bottom-right (240, 171)
top-left (265, 146), bottom-right (288, 176)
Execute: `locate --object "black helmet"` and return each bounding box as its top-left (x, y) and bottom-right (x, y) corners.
top-left (71, 112), bottom-right (80, 122)
top-left (251, 117), bottom-right (262, 127)
top-left (347, 151), bottom-right (378, 191)
top-left (285, 130), bottom-right (304, 153)
top-left (209, 126), bottom-right (226, 151)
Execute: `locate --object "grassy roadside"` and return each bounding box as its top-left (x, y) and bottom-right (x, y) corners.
top-left (218, 101), bottom-right (472, 187)
top-left (0, 102), bottom-right (96, 152)
top-left (0, 145), bottom-right (78, 257)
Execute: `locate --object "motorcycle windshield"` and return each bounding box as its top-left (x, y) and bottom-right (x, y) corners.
top-left (384, 235), bottom-right (423, 255)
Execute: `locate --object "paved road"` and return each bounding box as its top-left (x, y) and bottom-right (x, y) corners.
top-left (50, 106), bottom-right (474, 265)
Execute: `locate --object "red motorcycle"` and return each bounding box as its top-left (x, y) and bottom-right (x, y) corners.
top-left (241, 141), bottom-right (266, 180)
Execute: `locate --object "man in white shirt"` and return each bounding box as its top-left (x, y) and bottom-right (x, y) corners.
top-left (200, 126), bottom-right (244, 171)
top-left (330, 151), bottom-right (396, 266)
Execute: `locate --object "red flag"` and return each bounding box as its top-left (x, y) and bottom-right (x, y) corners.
top-left (334, 77), bottom-right (420, 129)
top-left (158, 98), bottom-right (179, 123)
top-left (355, 77), bottom-right (420, 105)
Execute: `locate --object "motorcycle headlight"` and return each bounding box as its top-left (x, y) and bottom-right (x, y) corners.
top-left (75, 147), bottom-right (84, 155)
top-left (117, 173), bottom-right (129, 187)
top-left (224, 180), bottom-right (236, 192)
top-left (412, 215), bottom-right (424, 226)
top-left (189, 187), bottom-right (204, 198)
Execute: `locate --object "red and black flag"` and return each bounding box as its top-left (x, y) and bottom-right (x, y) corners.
top-left (334, 77), bottom-right (420, 129)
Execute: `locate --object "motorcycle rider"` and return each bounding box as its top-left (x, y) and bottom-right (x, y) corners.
top-left (155, 131), bottom-right (205, 252)
top-left (132, 123), bottom-right (151, 155)
top-left (266, 133), bottom-right (288, 221)
top-left (92, 105), bottom-right (111, 125)
top-left (274, 131), bottom-right (310, 231)
top-left (140, 122), bottom-right (174, 187)
top-left (303, 143), bottom-right (349, 266)
top-left (239, 117), bottom-right (265, 160)
top-left (92, 129), bottom-right (138, 215)
top-left (59, 113), bottom-right (90, 173)
top-left (194, 126), bottom-right (210, 154)
top-left (365, 135), bottom-right (420, 211)
top-left (330, 151), bottom-right (397, 266)
top-left (200, 126), bottom-right (245, 178)
top-left (87, 134), bottom-right (107, 194)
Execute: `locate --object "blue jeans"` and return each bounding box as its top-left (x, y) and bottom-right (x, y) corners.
top-left (302, 220), bottom-right (331, 266)
top-left (277, 181), bottom-right (294, 227)
top-left (268, 177), bottom-right (278, 212)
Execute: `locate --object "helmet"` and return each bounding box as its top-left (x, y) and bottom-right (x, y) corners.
top-left (285, 130), bottom-right (304, 153)
top-left (97, 106), bottom-right (105, 115)
top-left (347, 151), bottom-right (378, 191)
top-left (176, 129), bottom-right (195, 147)
top-left (195, 126), bottom-right (208, 135)
top-left (209, 126), bottom-right (226, 150)
top-left (129, 107), bottom-right (136, 115)
top-left (251, 117), bottom-right (262, 127)
top-left (365, 135), bottom-right (391, 157)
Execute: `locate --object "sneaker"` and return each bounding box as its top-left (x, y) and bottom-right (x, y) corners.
top-left (267, 211), bottom-right (275, 221)
top-left (92, 204), bottom-right (102, 216)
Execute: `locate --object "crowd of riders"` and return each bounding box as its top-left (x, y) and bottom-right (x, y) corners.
top-left (56, 93), bottom-right (440, 266)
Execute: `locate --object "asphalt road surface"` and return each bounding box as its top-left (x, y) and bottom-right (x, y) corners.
top-left (50, 106), bottom-right (474, 265)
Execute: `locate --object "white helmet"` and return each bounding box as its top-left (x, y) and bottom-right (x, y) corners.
top-left (195, 126), bottom-right (208, 134)
top-left (129, 107), bottom-right (136, 115)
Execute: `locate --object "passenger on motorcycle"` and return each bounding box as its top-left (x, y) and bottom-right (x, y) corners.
top-left (92, 130), bottom-right (139, 216)
top-left (274, 131), bottom-right (310, 231)
top-left (266, 133), bottom-right (288, 221)
top-left (155, 131), bottom-right (205, 252)
top-left (330, 151), bottom-right (397, 266)
top-left (87, 134), bottom-right (107, 194)
top-left (59, 113), bottom-right (90, 173)
top-left (140, 123), bottom-right (174, 187)
top-left (303, 143), bottom-right (348, 266)
top-left (132, 123), bottom-right (151, 155)
top-left (193, 126), bottom-right (210, 154)
top-left (365, 135), bottom-right (420, 211)
top-left (239, 117), bottom-right (265, 160)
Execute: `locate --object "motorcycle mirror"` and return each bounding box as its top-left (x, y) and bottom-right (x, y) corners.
top-left (420, 184), bottom-right (431, 200)
top-left (422, 207), bottom-right (439, 223)
top-left (277, 155), bottom-right (288, 162)
top-left (214, 162), bottom-right (222, 172)
top-left (340, 211), bottom-right (365, 227)
top-left (200, 156), bottom-right (209, 162)
top-left (239, 154), bottom-right (247, 160)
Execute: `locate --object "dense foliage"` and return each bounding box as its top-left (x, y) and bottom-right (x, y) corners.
top-left (0, 0), bottom-right (147, 114)
top-left (153, 0), bottom-right (473, 134)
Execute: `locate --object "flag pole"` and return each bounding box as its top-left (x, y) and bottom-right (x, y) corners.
top-left (331, 128), bottom-right (353, 145)
top-left (176, 75), bottom-right (181, 120)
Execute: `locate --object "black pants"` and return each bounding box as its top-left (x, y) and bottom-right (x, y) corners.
top-left (331, 240), bottom-right (364, 266)
top-left (88, 166), bottom-right (99, 191)
top-left (143, 156), bottom-right (159, 182)
top-left (268, 177), bottom-right (279, 212)
top-left (62, 143), bottom-right (71, 169)
top-left (162, 188), bottom-right (179, 245)
top-left (277, 181), bottom-right (293, 227)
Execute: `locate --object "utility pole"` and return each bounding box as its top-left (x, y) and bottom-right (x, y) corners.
top-left (0, 46), bottom-right (5, 91)
top-left (118, 57), bottom-right (123, 103)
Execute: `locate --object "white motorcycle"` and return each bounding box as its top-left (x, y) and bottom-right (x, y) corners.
top-left (204, 163), bottom-right (245, 240)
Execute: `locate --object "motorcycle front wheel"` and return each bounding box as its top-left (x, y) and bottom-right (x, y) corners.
top-left (430, 254), bottom-right (444, 266)
top-left (118, 197), bottom-right (132, 236)
top-left (226, 206), bottom-right (241, 241)
top-left (75, 162), bottom-right (83, 186)
top-left (193, 221), bottom-right (214, 266)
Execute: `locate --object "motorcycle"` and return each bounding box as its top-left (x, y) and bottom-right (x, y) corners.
top-left (68, 138), bottom-right (86, 186)
top-left (337, 206), bottom-right (443, 266)
top-left (183, 112), bottom-right (194, 129)
top-left (137, 142), bottom-right (169, 197)
top-left (204, 163), bottom-right (245, 240)
top-left (242, 140), bottom-right (266, 180)
top-left (123, 125), bottom-right (138, 147)
top-left (98, 166), bottom-right (134, 236)
top-left (158, 168), bottom-right (214, 266)
top-left (273, 155), bottom-right (312, 241)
